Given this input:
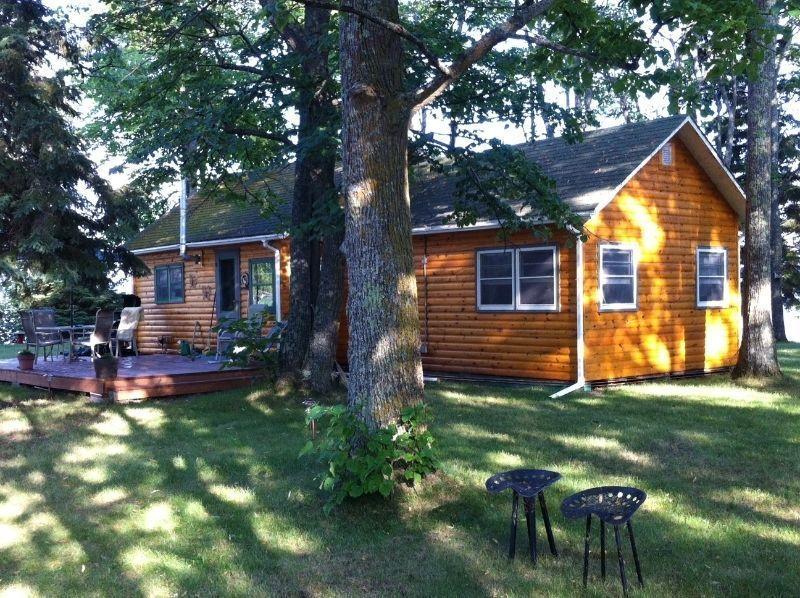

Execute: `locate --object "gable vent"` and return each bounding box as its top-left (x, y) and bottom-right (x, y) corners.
top-left (661, 143), bottom-right (674, 166)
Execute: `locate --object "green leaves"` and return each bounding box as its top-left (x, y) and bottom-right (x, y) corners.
top-left (300, 402), bottom-right (438, 512)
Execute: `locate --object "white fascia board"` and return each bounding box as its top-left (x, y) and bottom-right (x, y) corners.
top-left (130, 233), bottom-right (288, 255)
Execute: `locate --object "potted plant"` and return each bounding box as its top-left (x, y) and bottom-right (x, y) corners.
top-left (17, 350), bottom-right (35, 371)
top-left (93, 354), bottom-right (119, 379)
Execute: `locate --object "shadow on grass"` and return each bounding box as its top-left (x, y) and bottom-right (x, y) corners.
top-left (0, 344), bottom-right (798, 596)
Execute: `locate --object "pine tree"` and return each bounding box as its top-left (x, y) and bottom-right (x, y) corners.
top-left (0, 0), bottom-right (142, 295)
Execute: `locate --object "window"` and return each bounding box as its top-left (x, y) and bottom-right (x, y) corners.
top-left (697, 247), bottom-right (727, 308)
top-left (250, 258), bottom-right (276, 315)
top-left (154, 264), bottom-right (184, 304)
top-left (477, 246), bottom-right (558, 311)
top-left (477, 250), bottom-right (514, 310)
top-left (661, 143), bottom-right (673, 166)
top-left (600, 244), bottom-right (637, 310)
top-left (516, 247), bottom-right (558, 310)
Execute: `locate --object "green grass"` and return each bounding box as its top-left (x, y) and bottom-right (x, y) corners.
top-left (0, 345), bottom-right (24, 359)
top-left (1, 346), bottom-right (798, 597)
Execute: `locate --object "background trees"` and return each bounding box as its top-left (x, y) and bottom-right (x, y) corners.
top-left (0, 0), bottom-right (146, 334)
top-left (87, 0), bottom-right (345, 391)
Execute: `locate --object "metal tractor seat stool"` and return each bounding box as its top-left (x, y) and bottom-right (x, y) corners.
top-left (485, 469), bottom-right (560, 565)
top-left (561, 486), bottom-right (646, 597)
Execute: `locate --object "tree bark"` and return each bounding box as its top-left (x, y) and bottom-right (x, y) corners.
top-left (278, 6), bottom-right (334, 380)
top-left (770, 106), bottom-right (787, 342)
top-left (732, 0), bottom-right (781, 378)
top-left (305, 222), bottom-right (345, 393)
top-left (771, 189), bottom-right (787, 342)
top-left (340, 0), bottom-right (424, 430)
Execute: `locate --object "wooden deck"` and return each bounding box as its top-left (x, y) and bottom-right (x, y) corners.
top-left (0, 355), bottom-right (265, 401)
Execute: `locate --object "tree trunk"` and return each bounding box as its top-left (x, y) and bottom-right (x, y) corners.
top-left (732, 0), bottom-right (781, 378)
top-left (770, 106), bottom-right (787, 342)
top-left (771, 190), bottom-right (787, 342)
top-left (340, 0), bottom-right (424, 430)
top-left (305, 222), bottom-right (345, 393)
top-left (278, 6), bottom-right (334, 380)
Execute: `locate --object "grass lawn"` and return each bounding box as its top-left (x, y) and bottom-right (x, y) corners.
top-left (0, 346), bottom-right (798, 597)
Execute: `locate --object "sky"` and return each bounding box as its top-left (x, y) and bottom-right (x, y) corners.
top-left (46, 0), bottom-right (800, 340)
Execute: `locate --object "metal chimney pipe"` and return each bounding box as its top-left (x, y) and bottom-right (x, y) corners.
top-left (179, 177), bottom-right (190, 256)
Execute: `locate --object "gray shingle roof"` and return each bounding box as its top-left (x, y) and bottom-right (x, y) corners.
top-left (128, 115), bottom-right (689, 251)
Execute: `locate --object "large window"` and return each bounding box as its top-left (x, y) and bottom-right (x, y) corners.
top-left (250, 257), bottom-right (276, 315)
top-left (154, 264), bottom-right (184, 304)
top-left (697, 247), bottom-right (727, 308)
top-left (599, 244), bottom-right (637, 310)
top-left (477, 246), bottom-right (558, 311)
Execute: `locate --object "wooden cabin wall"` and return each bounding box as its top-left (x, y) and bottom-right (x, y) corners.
top-left (133, 241), bottom-right (290, 354)
top-left (335, 229), bottom-right (578, 381)
top-left (582, 139), bottom-right (741, 381)
top-left (413, 229), bottom-right (577, 381)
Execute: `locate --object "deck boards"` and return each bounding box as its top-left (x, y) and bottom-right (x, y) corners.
top-left (0, 355), bottom-right (265, 401)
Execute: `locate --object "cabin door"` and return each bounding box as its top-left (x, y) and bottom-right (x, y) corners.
top-left (216, 249), bottom-right (241, 322)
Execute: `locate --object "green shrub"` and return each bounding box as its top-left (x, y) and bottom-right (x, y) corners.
top-left (212, 314), bottom-right (280, 371)
top-left (300, 403), bottom-right (438, 513)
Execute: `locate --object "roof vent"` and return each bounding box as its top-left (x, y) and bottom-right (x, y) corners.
top-left (661, 143), bottom-right (673, 166)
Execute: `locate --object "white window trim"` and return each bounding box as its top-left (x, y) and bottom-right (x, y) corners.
top-left (696, 246), bottom-right (728, 308)
top-left (477, 246), bottom-right (559, 312)
top-left (599, 243), bottom-right (638, 311)
top-left (516, 246), bottom-right (559, 311)
top-left (476, 249), bottom-right (515, 311)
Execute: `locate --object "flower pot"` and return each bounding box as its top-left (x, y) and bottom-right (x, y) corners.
top-left (17, 354), bottom-right (35, 371)
top-left (93, 357), bottom-right (119, 380)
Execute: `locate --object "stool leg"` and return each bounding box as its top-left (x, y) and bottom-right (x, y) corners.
top-left (524, 498), bottom-right (537, 565)
top-left (600, 520), bottom-right (606, 580)
top-left (538, 491), bottom-right (558, 556)
top-left (614, 525), bottom-right (629, 597)
top-left (509, 491), bottom-right (519, 559)
top-left (627, 520), bottom-right (643, 586)
top-left (583, 515), bottom-right (592, 587)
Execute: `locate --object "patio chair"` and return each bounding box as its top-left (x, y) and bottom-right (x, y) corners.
top-left (75, 309), bottom-right (115, 357)
top-left (20, 310), bottom-right (63, 363)
top-left (111, 307), bottom-right (143, 357)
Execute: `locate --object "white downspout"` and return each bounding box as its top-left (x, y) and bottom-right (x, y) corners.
top-left (179, 177), bottom-right (190, 257)
top-left (262, 240), bottom-right (282, 322)
top-left (551, 236), bottom-right (586, 398)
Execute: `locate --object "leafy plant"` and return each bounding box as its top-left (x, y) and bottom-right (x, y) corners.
top-left (212, 313), bottom-right (281, 371)
top-left (17, 349), bottom-right (34, 357)
top-left (300, 403), bottom-right (438, 513)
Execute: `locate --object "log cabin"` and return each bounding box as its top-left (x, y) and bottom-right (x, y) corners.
top-left (127, 115), bottom-right (744, 393)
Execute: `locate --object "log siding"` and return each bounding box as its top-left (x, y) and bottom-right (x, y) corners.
top-left (133, 137), bottom-right (740, 384)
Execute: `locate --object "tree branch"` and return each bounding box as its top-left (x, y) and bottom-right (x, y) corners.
top-left (222, 125), bottom-right (295, 146)
top-left (409, 0), bottom-right (555, 110)
top-left (290, 0), bottom-right (453, 76)
top-left (508, 31), bottom-right (597, 61)
top-left (260, 0), bottom-right (306, 51)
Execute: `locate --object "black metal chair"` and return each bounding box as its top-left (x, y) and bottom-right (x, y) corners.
top-left (21, 310), bottom-right (63, 362)
top-left (485, 469), bottom-right (561, 565)
top-left (561, 486), bottom-right (646, 596)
